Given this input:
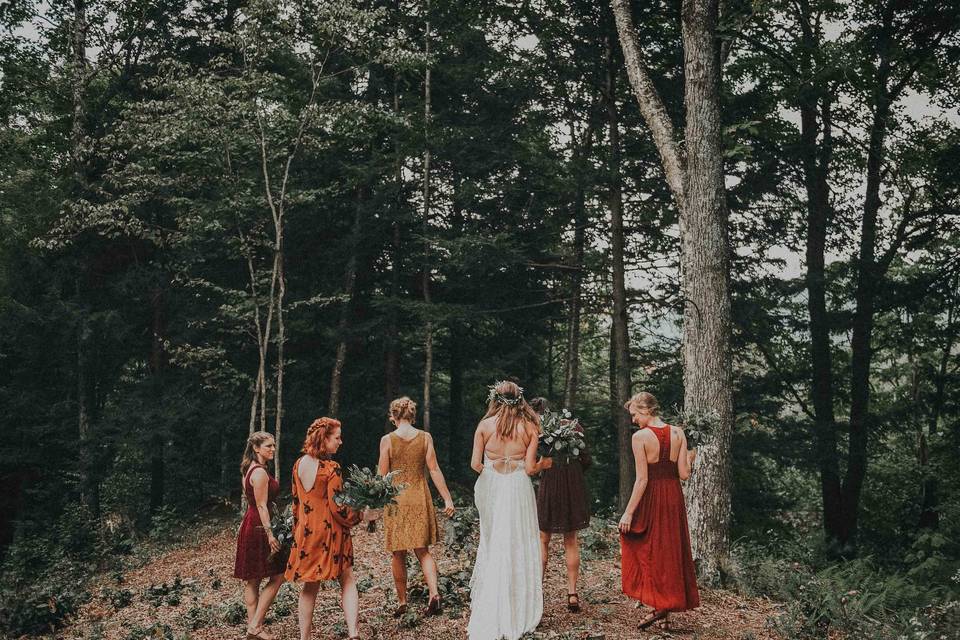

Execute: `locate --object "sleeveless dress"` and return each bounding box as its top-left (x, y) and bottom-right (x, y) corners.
top-left (468, 453), bottom-right (543, 640)
top-left (234, 463), bottom-right (286, 580)
top-left (383, 431), bottom-right (440, 552)
top-left (536, 424), bottom-right (591, 533)
top-left (284, 458), bottom-right (361, 583)
top-left (620, 425), bottom-right (700, 611)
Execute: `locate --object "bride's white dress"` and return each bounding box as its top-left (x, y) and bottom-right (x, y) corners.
top-left (467, 454), bottom-right (543, 640)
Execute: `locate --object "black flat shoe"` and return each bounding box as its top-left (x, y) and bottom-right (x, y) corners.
top-left (392, 603), bottom-right (407, 618)
top-left (567, 592), bottom-right (581, 612)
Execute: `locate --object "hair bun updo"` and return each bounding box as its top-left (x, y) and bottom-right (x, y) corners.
top-left (389, 396), bottom-right (417, 423)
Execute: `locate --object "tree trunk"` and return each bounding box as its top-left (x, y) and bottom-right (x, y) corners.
top-left (449, 326), bottom-right (465, 474)
top-left (149, 286), bottom-right (166, 515)
top-left (612, 0), bottom-right (734, 577)
top-left (796, 2), bottom-right (844, 547)
top-left (921, 291), bottom-right (956, 529)
top-left (605, 37), bottom-right (634, 512)
top-left (563, 117), bottom-right (595, 412)
top-left (421, 5), bottom-right (433, 433)
top-left (842, 87), bottom-right (891, 551)
top-left (274, 249), bottom-right (285, 476)
top-left (384, 220), bottom-right (402, 431)
top-left (678, 0), bottom-right (734, 580)
top-left (385, 66), bottom-right (403, 431)
top-left (329, 195), bottom-right (363, 417)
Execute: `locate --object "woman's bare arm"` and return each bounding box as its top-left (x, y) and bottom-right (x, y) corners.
top-left (377, 435), bottom-right (391, 476)
top-left (677, 428), bottom-right (692, 480)
top-left (618, 433), bottom-right (649, 533)
top-left (250, 468), bottom-right (279, 553)
top-left (470, 424), bottom-right (486, 473)
top-left (425, 433), bottom-right (455, 515)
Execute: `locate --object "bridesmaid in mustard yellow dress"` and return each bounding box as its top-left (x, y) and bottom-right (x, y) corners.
top-left (377, 397), bottom-right (455, 617)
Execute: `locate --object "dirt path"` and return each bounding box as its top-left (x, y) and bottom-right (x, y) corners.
top-left (63, 523), bottom-right (781, 640)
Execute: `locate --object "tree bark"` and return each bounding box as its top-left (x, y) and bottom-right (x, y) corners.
top-left (842, 86), bottom-right (891, 551)
top-left (563, 117), bottom-right (595, 412)
top-left (421, 5), bottom-right (433, 433)
top-left (610, 0), bottom-right (686, 213)
top-left (274, 250), bottom-right (285, 476)
top-left (149, 286), bottom-right (166, 515)
top-left (796, 0), bottom-right (844, 548)
top-left (329, 195), bottom-right (363, 417)
top-left (677, 0), bottom-right (735, 581)
top-left (921, 290), bottom-right (956, 529)
top-left (605, 36), bottom-right (634, 512)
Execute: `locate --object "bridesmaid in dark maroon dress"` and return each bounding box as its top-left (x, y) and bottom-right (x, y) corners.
top-left (618, 392), bottom-right (699, 631)
top-left (234, 431), bottom-right (286, 640)
top-left (529, 397), bottom-right (591, 613)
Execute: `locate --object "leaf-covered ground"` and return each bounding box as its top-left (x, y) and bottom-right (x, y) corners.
top-left (62, 520), bottom-right (781, 640)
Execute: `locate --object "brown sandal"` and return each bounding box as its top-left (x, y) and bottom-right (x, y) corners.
top-left (567, 592), bottom-right (581, 612)
top-left (392, 603), bottom-right (408, 618)
top-left (638, 609), bottom-right (669, 630)
top-left (422, 594), bottom-right (443, 616)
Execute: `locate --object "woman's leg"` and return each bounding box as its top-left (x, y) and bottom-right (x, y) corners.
top-left (297, 581), bottom-right (320, 640)
top-left (391, 550), bottom-right (408, 604)
top-left (243, 579), bottom-right (261, 626)
top-left (539, 531), bottom-right (552, 581)
top-left (249, 574), bottom-right (285, 633)
top-left (339, 565), bottom-right (360, 637)
top-left (562, 531), bottom-right (581, 595)
top-left (413, 547), bottom-right (439, 599)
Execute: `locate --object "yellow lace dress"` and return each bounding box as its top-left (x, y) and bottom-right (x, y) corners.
top-left (383, 431), bottom-right (440, 551)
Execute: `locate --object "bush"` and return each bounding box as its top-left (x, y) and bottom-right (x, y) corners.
top-left (0, 545), bottom-right (91, 637)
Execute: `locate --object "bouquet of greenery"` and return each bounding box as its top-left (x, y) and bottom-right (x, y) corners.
top-left (670, 404), bottom-right (720, 449)
top-left (268, 502), bottom-right (294, 559)
top-left (537, 409), bottom-right (586, 465)
top-left (333, 465), bottom-right (407, 532)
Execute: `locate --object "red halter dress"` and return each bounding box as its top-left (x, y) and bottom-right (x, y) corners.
top-left (620, 425), bottom-right (700, 611)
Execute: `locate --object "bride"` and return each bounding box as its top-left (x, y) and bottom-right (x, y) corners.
top-left (467, 380), bottom-right (550, 640)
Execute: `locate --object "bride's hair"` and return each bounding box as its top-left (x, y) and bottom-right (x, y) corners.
top-left (483, 380), bottom-right (540, 439)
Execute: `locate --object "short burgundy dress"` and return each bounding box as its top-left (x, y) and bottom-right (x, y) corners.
top-left (234, 463), bottom-right (286, 580)
top-left (536, 425), bottom-right (591, 533)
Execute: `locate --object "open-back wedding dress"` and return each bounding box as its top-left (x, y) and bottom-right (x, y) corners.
top-left (467, 452), bottom-right (543, 640)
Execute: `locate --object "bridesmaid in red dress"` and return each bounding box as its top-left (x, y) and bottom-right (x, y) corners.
top-left (234, 431), bottom-right (286, 640)
top-left (618, 392), bottom-right (699, 630)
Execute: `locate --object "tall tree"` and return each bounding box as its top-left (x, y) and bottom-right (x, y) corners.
top-left (612, 0), bottom-right (735, 578)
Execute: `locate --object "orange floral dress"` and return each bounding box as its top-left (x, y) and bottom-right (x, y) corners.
top-left (284, 457), bottom-right (361, 583)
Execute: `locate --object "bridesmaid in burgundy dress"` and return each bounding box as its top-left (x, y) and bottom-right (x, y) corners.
top-left (618, 392), bottom-right (699, 631)
top-left (234, 431), bottom-right (286, 640)
top-left (529, 397), bottom-right (591, 612)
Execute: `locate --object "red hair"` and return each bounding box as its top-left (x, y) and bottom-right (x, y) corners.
top-left (302, 417), bottom-right (341, 458)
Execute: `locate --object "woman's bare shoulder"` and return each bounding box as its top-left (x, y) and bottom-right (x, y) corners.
top-left (477, 416), bottom-right (497, 431)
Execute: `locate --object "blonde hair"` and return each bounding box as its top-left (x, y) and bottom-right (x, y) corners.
top-left (624, 391), bottom-right (660, 415)
top-left (303, 417), bottom-right (341, 458)
top-left (240, 431), bottom-right (274, 477)
top-left (389, 396), bottom-right (417, 423)
top-left (483, 381), bottom-right (541, 439)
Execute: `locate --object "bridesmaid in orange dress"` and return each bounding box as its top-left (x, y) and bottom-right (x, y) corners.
top-left (285, 417), bottom-right (378, 640)
top-left (618, 392), bottom-right (699, 631)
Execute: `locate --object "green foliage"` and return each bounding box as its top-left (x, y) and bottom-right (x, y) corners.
top-left (123, 622), bottom-right (175, 640)
top-left (734, 543), bottom-right (960, 640)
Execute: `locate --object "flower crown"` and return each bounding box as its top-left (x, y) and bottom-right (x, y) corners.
top-left (488, 381), bottom-right (525, 406)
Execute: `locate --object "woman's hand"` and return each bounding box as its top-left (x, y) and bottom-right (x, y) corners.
top-left (539, 456), bottom-right (553, 471)
top-left (267, 532), bottom-right (281, 554)
top-left (442, 500), bottom-right (455, 517)
top-left (618, 511), bottom-right (633, 534)
top-left (361, 507), bottom-right (381, 523)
